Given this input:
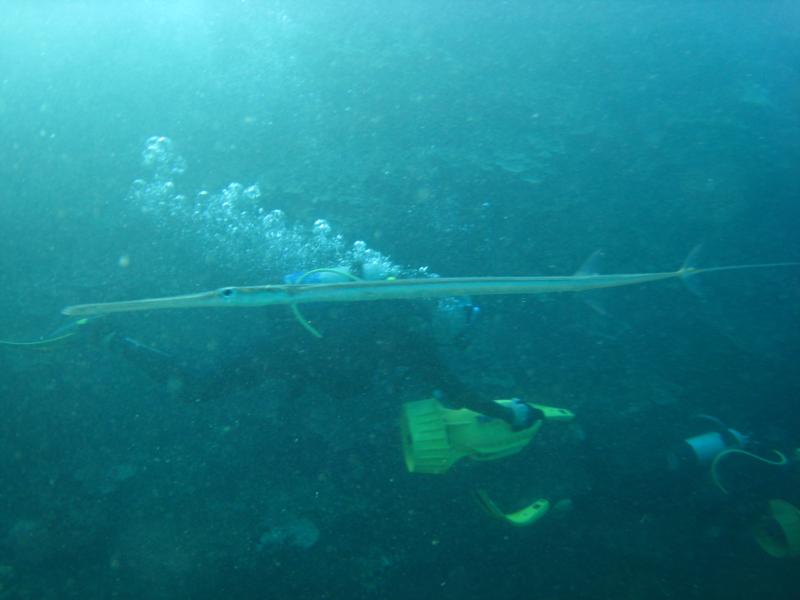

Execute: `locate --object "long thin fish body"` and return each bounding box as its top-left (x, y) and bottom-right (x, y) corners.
top-left (261, 271), bottom-right (677, 303)
top-left (62, 272), bottom-right (677, 316)
top-left (60, 260), bottom-right (800, 317)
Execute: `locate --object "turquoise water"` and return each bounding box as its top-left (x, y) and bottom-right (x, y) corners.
top-left (1, 2), bottom-right (799, 598)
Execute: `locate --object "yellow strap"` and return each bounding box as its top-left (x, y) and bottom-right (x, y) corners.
top-left (710, 448), bottom-right (788, 494)
top-left (529, 403), bottom-right (575, 422)
top-left (0, 331), bottom-right (77, 348)
top-left (475, 490), bottom-right (550, 527)
top-left (0, 317), bottom-right (91, 349)
top-left (291, 268), bottom-right (362, 338)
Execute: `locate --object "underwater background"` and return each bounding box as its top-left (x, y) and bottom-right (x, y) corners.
top-left (1, 1), bottom-right (799, 598)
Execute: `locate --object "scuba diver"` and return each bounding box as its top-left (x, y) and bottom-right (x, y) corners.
top-left (663, 415), bottom-right (800, 558)
top-left (402, 394), bottom-right (800, 558)
top-left (8, 260), bottom-right (797, 555)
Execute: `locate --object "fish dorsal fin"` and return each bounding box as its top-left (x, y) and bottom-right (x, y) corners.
top-left (681, 244), bottom-right (703, 274)
top-left (679, 245), bottom-right (705, 298)
top-left (575, 250), bottom-right (603, 276)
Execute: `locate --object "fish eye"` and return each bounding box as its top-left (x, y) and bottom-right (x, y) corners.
top-left (220, 287), bottom-right (236, 297)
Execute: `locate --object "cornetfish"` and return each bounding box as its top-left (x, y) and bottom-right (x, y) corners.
top-left (61, 248), bottom-right (800, 318)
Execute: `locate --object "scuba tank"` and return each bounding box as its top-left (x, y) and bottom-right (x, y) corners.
top-left (666, 414), bottom-right (749, 472)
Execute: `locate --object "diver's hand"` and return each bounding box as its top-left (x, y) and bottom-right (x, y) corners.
top-left (507, 398), bottom-right (544, 431)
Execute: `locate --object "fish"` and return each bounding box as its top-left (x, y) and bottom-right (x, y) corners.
top-left (61, 248), bottom-right (800, 321)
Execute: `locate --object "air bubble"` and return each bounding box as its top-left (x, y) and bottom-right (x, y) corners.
top-left (263, 209), bottom-right (285, 229)
top-left (313, 219), bottom-right (331, 236)
top-left (126, 137), bottom-right (411, 282)
top-left (243, 184), bottom-right (261, 201)
top-left (141, 136), bottom-right (185, 178)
